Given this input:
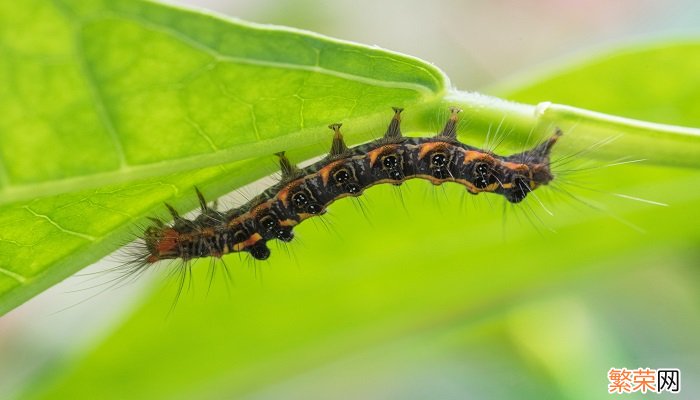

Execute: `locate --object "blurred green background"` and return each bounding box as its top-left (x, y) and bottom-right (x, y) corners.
top-left (1, 0), bottom-right (699, 399)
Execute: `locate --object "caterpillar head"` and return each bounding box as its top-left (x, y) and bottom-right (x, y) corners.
top-left (502, 129), bottom-right (562, 203)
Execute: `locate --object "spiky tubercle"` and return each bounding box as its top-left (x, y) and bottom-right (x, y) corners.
top-left (142, 108), bottom-right (561, 262)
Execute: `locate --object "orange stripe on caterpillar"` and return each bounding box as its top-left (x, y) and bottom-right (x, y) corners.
top-left (232, 233), bottom-right (263, 252)
top-left (417, 142), bottom-right (450, 160)
top-left (318, 159), bottom-right (347, 186)
top-left (367, 144), bottom-right (400, 168)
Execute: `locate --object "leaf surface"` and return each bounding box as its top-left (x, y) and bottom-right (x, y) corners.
top-left (0, 0), bottom-right (448, 314)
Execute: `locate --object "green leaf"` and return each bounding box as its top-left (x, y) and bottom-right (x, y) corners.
top-left (0, 0), bottom-right (451, 314)
top-left (0, 0), bottom-right (446, 204)
top-left (22, 39), bottom-right (700, 399)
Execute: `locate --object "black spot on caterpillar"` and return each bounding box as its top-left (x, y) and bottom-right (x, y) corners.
top-left (139, 107), bottom-right (561, 263)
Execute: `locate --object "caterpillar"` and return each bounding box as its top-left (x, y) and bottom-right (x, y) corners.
top-left (138, 107), bottom-right (561, 264)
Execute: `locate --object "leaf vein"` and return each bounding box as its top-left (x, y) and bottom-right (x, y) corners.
top-left (0, 266), bottom-right (27, 284)
top-left (73, 31), bottom-right (129, 169)
top-left (52, 0), bottom-right (131, 170)
top-left (185, 117), bottom-right (219, 152)
top-left (23, 206), bottom-right (97, 242)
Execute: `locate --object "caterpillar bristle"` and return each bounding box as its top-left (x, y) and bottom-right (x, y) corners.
top-left (195, 187), bottom-right (209, 212)
top-left (327, 123), bottom-right (349, 158)
top-left (437, 106), bottom-right (461, 139)
top-left (275, 151), bottom-right (302, 181)
top-left (164, 203), bottom-right (180, 219)
top-left (383, 106), bottom-right (404, 141)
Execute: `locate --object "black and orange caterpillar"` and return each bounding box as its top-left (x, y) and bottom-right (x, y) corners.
top-left (141, 108), bottom-right (561, 262)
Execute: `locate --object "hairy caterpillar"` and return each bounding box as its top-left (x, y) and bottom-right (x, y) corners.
top-left (130, 108), bottom-right (561, 265)
top-left (137, 107), bottom-right (561, 264)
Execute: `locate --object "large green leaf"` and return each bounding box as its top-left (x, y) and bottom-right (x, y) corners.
top-left (0, 0), bottom-right (451, 314)
top-left (23, 41), bottom-right (700, 399)
top-left (0, 0), bottom-right (446, 203)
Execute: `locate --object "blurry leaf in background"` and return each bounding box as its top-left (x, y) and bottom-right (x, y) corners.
top-left (21, 40), bottom-right (700, 399)
top-left (495, 41), bottom-right (700, 126)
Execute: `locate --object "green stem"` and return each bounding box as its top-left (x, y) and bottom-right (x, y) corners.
top-left (535, 102), bottom-right (700, 168)
top-left (408, 90), bottom-right (700, 169)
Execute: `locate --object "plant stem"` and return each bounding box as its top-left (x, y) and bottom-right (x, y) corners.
top-left (408, 90), bottom-right (700, 169)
